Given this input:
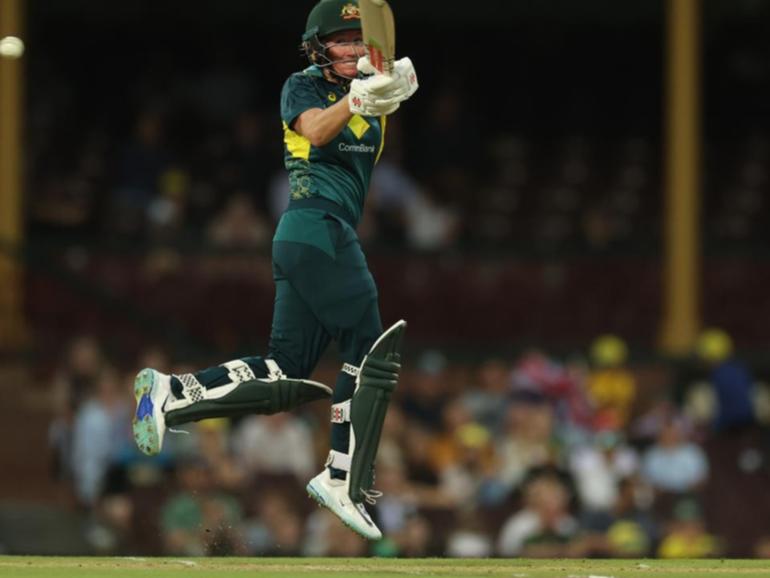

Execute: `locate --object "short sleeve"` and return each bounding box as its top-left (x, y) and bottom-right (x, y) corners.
top-left (281, 73), bottom-right (323, 129)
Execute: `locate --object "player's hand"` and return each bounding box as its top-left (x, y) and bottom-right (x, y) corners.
top-left (355, 56), bottom-right (418, 103)
top-left (392, 57), bottom-right (419, 101)
top-left (349, 93), bottom-right (400, 116)
top-left (356, 54), bottom-right (380, 76)
top-left (349, 74), bottom-right (401, 116)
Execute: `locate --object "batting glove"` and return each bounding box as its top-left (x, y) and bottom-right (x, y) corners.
top-left (349, 73), bottom-right (401, 116)
top-left (355, 56), bottom-right (418, 102)
top-left (391, 57), bottom-right (419, 101)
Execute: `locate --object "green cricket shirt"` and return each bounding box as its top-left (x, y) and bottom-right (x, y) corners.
top-left (280, 65), bottom-right (386, 228)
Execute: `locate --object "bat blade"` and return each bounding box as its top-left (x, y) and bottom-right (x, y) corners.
top-left (359, 0), bottom-right (396, 75)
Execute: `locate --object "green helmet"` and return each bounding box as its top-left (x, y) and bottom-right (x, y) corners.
top-left (303, 0), bottom-right (362, 42)
top-left (301, 0), bottom-right (362, 84)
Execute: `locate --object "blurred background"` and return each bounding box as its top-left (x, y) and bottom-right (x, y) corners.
top-left (1, 0), bottom-right (770, 559)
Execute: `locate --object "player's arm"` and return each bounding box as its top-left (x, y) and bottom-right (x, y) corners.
top-left (291, 57), bottom-right (418, 147)
top-left (293, 97), bottom-right (353, 148)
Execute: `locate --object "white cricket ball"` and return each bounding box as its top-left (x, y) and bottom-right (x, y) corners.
top-left (0, 36), bottom-right (25, 59)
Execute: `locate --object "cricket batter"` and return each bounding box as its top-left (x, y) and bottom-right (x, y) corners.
top-left (132, 0), bottom-right (418, 540)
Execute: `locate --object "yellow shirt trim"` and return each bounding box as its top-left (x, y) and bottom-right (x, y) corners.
top-left (376, 115), bottom-right (387, 164)
top-left (283, 121), bottom-right (311, 160)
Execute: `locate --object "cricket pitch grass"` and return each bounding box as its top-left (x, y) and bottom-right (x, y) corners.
top-left (1, 557), bottom-right (769, 578)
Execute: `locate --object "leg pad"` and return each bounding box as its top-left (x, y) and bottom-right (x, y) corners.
top-left (166, 378), bottom-right (331, 426)
top-left (348, 320), bottom-right (406, 502)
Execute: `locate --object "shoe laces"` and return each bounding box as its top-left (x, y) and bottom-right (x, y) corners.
top-left (360, 488), bottom-right (383, 506)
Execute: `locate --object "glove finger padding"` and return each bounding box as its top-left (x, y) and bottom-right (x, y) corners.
top-left (368, 101), bottom-right (400, 115)
top-left (357, 55), bottom-right (379, 76)
top-left (364, 74), bottom-right (397, 93)
top-left (394, 57), bottom-right (419, 99)
top-left (350, 96), bottom-right (400, 117)
top-left (349, 76), bottom-right (401, 116)
top-left (361, 58), bottom-right (418, 103)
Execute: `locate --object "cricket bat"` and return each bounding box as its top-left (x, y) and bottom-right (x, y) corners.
top-left (358, 0), bottom-right (396, 75)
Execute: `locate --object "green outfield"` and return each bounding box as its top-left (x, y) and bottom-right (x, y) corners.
top-left (1, 557), bottom-right (769, 578)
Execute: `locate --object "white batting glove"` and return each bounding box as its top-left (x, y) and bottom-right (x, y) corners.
top-left (356, 54), bottom-right (380, 76)
top-left (355, 55), bottom-right (418, 102)
top-left (349, 73), bottom-right (401, 116)
top-left (393, 57), bottom-right (419, 100)
top-left (349, 94), bottom-right (400, 116)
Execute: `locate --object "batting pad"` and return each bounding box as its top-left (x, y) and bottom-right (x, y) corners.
top-left (165, 377), bottom-right (331, 426)
top-left (348, 320), bottom-right (406, 502)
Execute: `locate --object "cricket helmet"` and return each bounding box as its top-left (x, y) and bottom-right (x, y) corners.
top-left (302, 0), bottom-right (362, 82)
top-left (304, 0), bottom-right (361, 41)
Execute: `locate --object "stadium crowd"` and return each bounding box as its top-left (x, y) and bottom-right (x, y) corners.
top-left (46, 330), bottom-right (770, 558)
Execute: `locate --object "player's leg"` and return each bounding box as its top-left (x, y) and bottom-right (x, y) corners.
top-left (285, 213), bottom-right (404, 539)
top-left (322, 297), bottom-right (383, 482)
top-left (306, 310), bottom-right (405, 541)
top-left (165, 273), bottom-right (333, 425)
top-left (132, 271), bottom-right (332, 457)
top-left (341, 318), bottom-right (405, 503)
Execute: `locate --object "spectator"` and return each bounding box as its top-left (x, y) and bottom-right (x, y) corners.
top-left (460, 358), bottom-right (512, 433)
top-left (510, 350), bottom-right (593, 438)
top-left (494, 393), bottom-right (556, 493)
top-left (111, 110), bottom-right (171, 236)
top-left (437, 423), bottom-right (498, 509)
top-left (371, 460), bottom-right (420, 536)
top-left (400, 350), bottom-right (450, 431)
top-left (71, 369), bottom-right (133, 507)
top-left (195, 419), bottom-right (246, 492)
top-left (369, 140), bottom-right (422, 245)
top-left (206, 192), bottom-right (271, 248)
top-left (695, 328), bottom-right (756, 432)
top-left (49, 336), bottom-right (108, 486)
top-left (446, 512), bottom-right (494, 558)
top-left (146, 166), bottom-right (191, 241)
top-left (233, 413), bottom-right (315, 483)
top-left (242, 490), bottom-right (304, 556)
top-left (641, 416), bottom-right (708, 494)
top-left (404, 188), bottom-right (461, 250)
top-left (657, 498), bottom-right (721, 559)
top-left (219, 112), bottom-right (273, 211)
top-left (429, 398), bottom-right (474, 473)
top-left (497, 474), bottom-right (580, 557)
top-left (51, 335), bottom-right (106, 415)
top-left (160, 458), bottom-right (244, 556)
top-left (569, 429), bottom-right (639, 515)
top-left (586, 334), bottom-right (637, 429)
top-left (581, 477), bottom-right (659, 558)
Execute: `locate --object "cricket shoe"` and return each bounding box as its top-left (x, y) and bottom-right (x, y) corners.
top-left (306, 468), bottom-right (382, 540)
top-left (132, 368), bottom-right (172, 456)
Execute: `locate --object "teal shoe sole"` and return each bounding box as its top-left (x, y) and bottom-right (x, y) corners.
top-left (132, 368), bottom-right (162, 456)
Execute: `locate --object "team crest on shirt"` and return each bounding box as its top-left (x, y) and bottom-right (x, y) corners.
top-left (341, 3), bottom-right (360, 20)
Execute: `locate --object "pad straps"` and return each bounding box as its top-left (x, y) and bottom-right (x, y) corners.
top-left (331, 399), bottom-right (352, 424)
top-left (325, 449), bottom-right (352, 472)
top-left (342, 363), bottom-right (360, 377)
